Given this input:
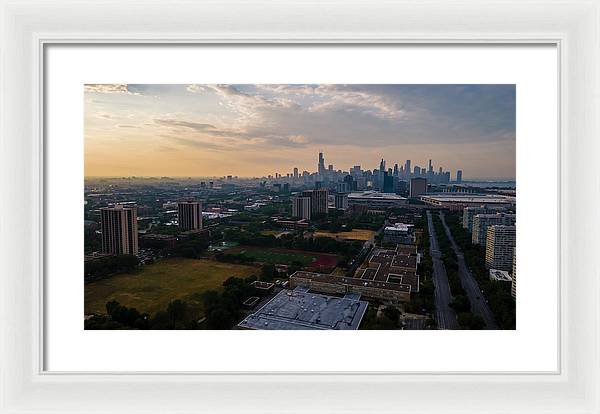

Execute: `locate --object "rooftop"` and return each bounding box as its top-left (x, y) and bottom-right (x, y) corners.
top-left (291, 271), bottom-right (411, 293)
top-left (420, 193), bottom-right (514, 204)
top-left (348, 191), bottom-right (406, 201)
top-left (237, 288), bottom-right (368, 330)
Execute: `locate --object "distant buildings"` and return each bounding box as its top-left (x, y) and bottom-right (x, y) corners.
top-left (485, 225), bottom-right (516, 270)
top-left (100, 205), bottom-right (138, 255)
top-left (472, 213), bottom-right (516, 246)
top-left (409, 177), bottom-right (427, 198)
top-left (178, 201), bottom-right (203, 231)
top-left (292, 196), bottom-right (312, 220)
top-left (456, 170), bottom-right (463, 183)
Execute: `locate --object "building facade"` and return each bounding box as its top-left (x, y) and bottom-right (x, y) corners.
top-left (334, 193), bottom-right (349, 210)
top-left (178, 201), bottom-right (203, 231)
top-left (511, 251), bottom-right (517, 299)
top-left (292, 196), bottom-right (312, 220)
top-left (409, 177), bottom-right (427, 198)
top-left (472, 213), bottom-right (516, 246)
top-left (462, 206), bottom-right (506, 232)
top-left (302, 189), bottom-right (328, 215)
top-left (485, 225), bottom-right (516, 270)
top-left (100, 205), bottom-right (138, 255)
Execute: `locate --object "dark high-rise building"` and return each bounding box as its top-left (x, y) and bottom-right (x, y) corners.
top-left (293, 167), bottom-right (299, 178)
top-left (318, 152), bottom-right (325, 176)
top-left (405, 160), bottom-right (411, 179)
top-left (178, 201), bottom-right (203, 231)
top-left (100, 205), bottom-right (138, 255)
top-left (393, 163), bottom-right (399, 177)
top-left (456, 170), bottom-right (463, 183)
top-left (302, 189), bottom-right (328, 215)
top-left (410, 177), bottom-right (427, 198)
top-left (383, 172), bottom-right (394, 193)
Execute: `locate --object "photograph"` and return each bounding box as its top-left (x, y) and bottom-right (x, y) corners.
top-left (83, 84), bottom-right (516, 330)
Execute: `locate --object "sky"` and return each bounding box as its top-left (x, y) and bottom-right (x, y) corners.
top-left (84, 84), bottom-right (516, 180)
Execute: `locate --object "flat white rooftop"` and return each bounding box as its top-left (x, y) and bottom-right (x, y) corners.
top-left (348, 191), bottom-right (406, 200)
top-left (238, 288), bottom-right (368, 330)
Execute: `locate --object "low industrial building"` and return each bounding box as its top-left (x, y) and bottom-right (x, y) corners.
top-left (354, 245), bottom-right (419, 293)
top-left (237, 287), bottom-right (368, 330)
top-left (290, 271), bottom-right (411, 303)
top-left (383, 223), bottom-right (415, 244)
top-left (347, 191), bottom-right (407, 209)
top-left (420, 193), bottom-right (514, 211)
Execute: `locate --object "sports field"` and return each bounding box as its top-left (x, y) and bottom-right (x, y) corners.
top-left (228, 246), bottom-right (339, 269)
top-left (313, 228), bottom-right (376, 241)
top-left (84, 258), bottom-right (258, 316)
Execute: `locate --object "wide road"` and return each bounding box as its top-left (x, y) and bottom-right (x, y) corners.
top-left (439, 212), bottom-right (499, 330)
top-left (426, 211), bottom-right (459, 330)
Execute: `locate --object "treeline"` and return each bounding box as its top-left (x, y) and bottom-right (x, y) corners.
top-left (431, 213), bottom-right (485, 330)
top-left (84, 255), bottom-right (139, 281)
top-left (404, 215), bottom-right (436, 316)
top-left (85, 275), bottom-right (263, 330)
top-left (222, 229), bottom-right (362, 260)
top-left (444, 213), bottom-right (516, 329)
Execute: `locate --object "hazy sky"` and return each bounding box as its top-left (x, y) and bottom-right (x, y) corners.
top-left (84, 84), bottom-right (516, 179)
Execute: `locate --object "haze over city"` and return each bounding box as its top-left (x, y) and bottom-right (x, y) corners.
top-left (84, 84), bottom-right (516, 179)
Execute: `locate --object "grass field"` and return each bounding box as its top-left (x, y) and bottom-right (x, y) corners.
top-left (313, 228), bottom-right (376, 241)
top-left (84, 258), bottom-right (258, 316)
top-left (228, 246), bottom-right (339, 268)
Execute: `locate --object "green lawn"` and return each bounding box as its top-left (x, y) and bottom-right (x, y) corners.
top-left (84, 258), bottom-right (258, 316)
top-left (231, 247), bottom-right (318, 266)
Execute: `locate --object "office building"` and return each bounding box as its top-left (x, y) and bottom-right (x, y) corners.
top-left (302, 189), bottom-right (328, 215)
top-left (511, 252), bottom-right (517, 299)
top-left (334, 193), bottom-right (349, 210)
top-left (472, 213), bottom-right (516, 246)
top-left (456, 170), bottom-right (463, 183)
top-left (485, 225), bottom-right (516, 270)
top-left (100, 205), bottom-right (138, 255)
top-left (292, 196), bottom-right (312, 221)
top-left (178, 201), bottom-right (203, 231)
top-left (409, 177), bottom-right (427, 198)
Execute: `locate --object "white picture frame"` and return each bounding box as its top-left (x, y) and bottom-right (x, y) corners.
top-left (1, 0), bottom-right (599, 413)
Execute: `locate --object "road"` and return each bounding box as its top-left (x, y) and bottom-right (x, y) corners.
top-left (439, 212), bottom-right (499, 330)
top-left (426, 211), bottom-right (459, 329)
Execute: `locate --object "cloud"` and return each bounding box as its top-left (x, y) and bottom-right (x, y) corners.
top-left (84, 84), bottom-right (141, 95)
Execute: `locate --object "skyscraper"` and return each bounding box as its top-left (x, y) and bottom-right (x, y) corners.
top-left (405, 160), bottom-right (411, 179)
top-left (292, 196), bottom-right (311, 220)
top-left (393, 163), bottom-right (399, 177)
top-left (456, 170), bottom-right (463, 184)
top-left (382, 172), bottom-right (394, 193)
top-left (318, 152), bottom-right (325, 176)
top-left (334, 193), bottom-right (349, 210)
top-left (178, 201), bottom-right (203, 231)
top-left (293, 167), bottom-right (299, 178)
top-left (100, 205), bottom-right (138, 255)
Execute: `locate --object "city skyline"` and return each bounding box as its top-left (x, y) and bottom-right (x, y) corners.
top-left (85, 84), bottom-right (516, 179)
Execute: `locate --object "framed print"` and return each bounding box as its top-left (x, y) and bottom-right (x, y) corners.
top-left (1, 0), bottom-right (599, 413)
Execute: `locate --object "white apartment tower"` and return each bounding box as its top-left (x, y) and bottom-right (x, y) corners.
top-left (485, 225), bottom-right (516, 271)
